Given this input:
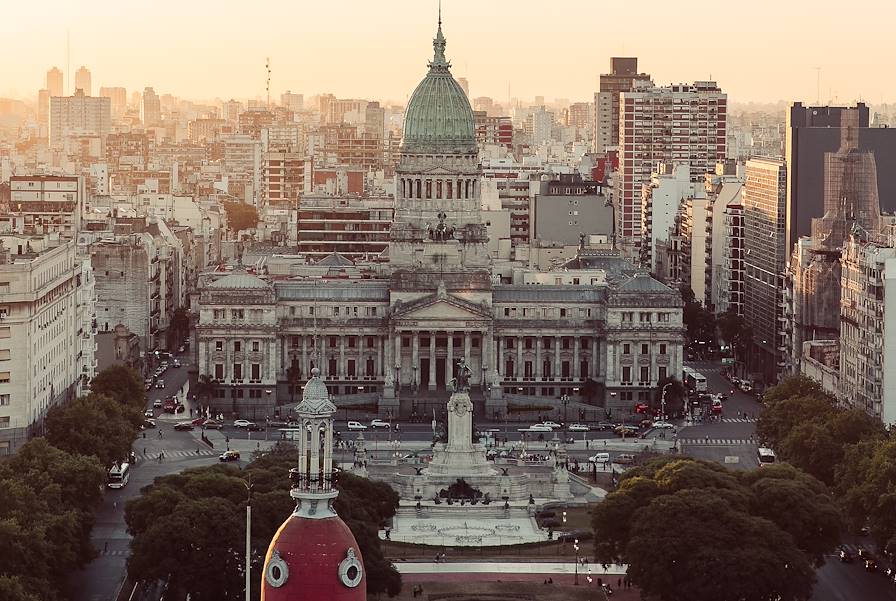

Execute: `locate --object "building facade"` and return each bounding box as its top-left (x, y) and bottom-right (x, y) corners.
top-left (593, 57), bottom-right (652, 154)
top-left (48, 90), bottom-right (111, 148)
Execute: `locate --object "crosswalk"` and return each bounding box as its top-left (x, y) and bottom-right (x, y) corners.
top-left (720, 417), bottom-right (757, 423)
top-left (679, 438), bottom-right (757, 446)
top-left (135, 449), bottom-right (218, 462)
top-left (99, 549), bottom-right (128, 557)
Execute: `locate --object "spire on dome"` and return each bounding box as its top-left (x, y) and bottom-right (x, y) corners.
top-left (430, 0), bottom-right (449, 69)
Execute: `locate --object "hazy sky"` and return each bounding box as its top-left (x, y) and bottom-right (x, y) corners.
top-left (1, 0), bottom-right (893, 106)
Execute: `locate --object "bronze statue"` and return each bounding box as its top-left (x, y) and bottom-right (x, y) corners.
top-left (449, 357), bottom-right (473, 393)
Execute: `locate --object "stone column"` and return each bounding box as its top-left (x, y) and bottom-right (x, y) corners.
top-left (411, 332), bottom-right (419, 387)
top-left (516, 337), bottom-right (523, 379)
top-left (596, 337), bottom-right (604, 379)
top-left (428, 333), bottom-right (436, 391)
top-left (447, 331), bottom-right (454, 379)
top-left (301, 336), bottom-right (307, 375)
top-left (384, 333), bottom-right (392, 378)
top-left (481, 330), bottom-right (490, 384)
top-left (554, 336), bottom-right (561, 381)
top-left (463, 332), bottom-right (471, 372)
top-left (394, 332), bottom-right (402, 383)
top-left (573, 337), bottom-right (581, 381)
top-left (536, 336), bottom-right (543, 380)
top-left (339, 335), bottom-right (346, 379)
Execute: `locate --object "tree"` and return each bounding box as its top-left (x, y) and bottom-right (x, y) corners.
top-left (594, 457), bottom-right (837, 600)
top-left (653, 377), bottom-right (686, 418)
top-left (755, 394), bottom-right (836, 450)
top-left (835, 438), bottom-right (896, 549)
top-left (0, 576), bottom-right (42, 601)
top-left (90, 365), bottom-right (145, 408)
top-left (716, 308), bottom-right (752, 369)
top-left (195, 374), bottom-right (216, 407)
top-left (222, 201), bottom-right (259, 234)
top-left (167, 306), bottom-right (191, 348)
top-left (45, 393), bottom-right (141, 469)
top-left (679, 284), bottom-right (716, 346)
top-left (761, 374), bottom-right (826, 407)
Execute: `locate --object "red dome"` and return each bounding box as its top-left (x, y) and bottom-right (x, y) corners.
top-left (260, 514), bottom-right (366, 601)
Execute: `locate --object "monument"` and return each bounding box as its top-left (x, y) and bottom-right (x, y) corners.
top-left (425, 359), bottom-right (496, 477)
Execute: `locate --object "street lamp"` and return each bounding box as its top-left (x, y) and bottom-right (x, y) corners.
top-left (573, 538), bottom-right (580, 585)
top-left (242, 476), bottom-right (254, 601)
top-left (560, 394), bottom-right (570, 426)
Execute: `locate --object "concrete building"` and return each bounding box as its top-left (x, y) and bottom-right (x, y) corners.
top-left (709, 167), bottom-right (745, 316)
top-left (280, 91), bottom-right (304, 113)
top-left (0, 236), bottom-right (92, 455)
top-left (195, 19), bottom-right (684, 421)
top-left (531, 174), bottom-right (612, 246)
top-left (743, 158), bottom-right (787, 383)
top-left (473, 111), bottom-right (513, 149)
top-left (99, 86), bottom-right (127, 117)
top-left (140, 87), bottom-right (161, 126)
top-left (640, 163), bottom-right (695, 277)
top-left (593, 57), bottom-right (651, 154)
top-left (48, 90), bottom-right (111, 148)
top-left (262, 149), bottom-right (311, 208)
top-left (74, 66), bottom-right (92, 96)
top-left (295, 196), bottom-right (393, 261)
top-left (616, 80), bottom-right (727, 255)
top-left (46, 66), bottom-right (63, 97)
top-left (7, 175), bottom-right (85, 238)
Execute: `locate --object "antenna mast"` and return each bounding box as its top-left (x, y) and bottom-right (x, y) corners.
top-left (266, 57), bottom-right (271, 109)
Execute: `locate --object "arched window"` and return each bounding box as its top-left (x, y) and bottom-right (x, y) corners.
top-left (416, 179), bottom-right (422, 198)
top-left (425, 180), bottom-right (432, 199)
top-left (447, 180), bottom-right (453, 199)
top-left (436, 180), bottom-right (442, 199)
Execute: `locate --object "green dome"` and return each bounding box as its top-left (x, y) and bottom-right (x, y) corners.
top-left (402, 23), bottom-right (476, 154)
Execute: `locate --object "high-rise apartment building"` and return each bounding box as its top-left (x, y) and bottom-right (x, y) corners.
top-left (46, 66), bottom-right (63, 97)
top-left (593, 57), bottom-right (651, 154)
top-left (222, 99), bottom-right (243, 123)
top-left (616, 80), bottom-right (727, 253)
top-left (262, 149), bottom-right (311, 207)
top-left (48, 90), bottom-right (112, 148)
top-left (743, 158), bottom-right (787, 383)
top-left (280, 91), bottom-right (304, 113)
top-left (0, 236), bottom-right (92, 455)
top-left (74, 66), bottom-right (92, 96)
top-left (7, 175), bottom-right (85, 237)
top-left (473, 111), bottom-right (513, 149)
top-left (99, 86), bottom-right (127, 117)
top-left (567, 102), bottom-right (593, 131)
top-left (140, 87), bottom-right (161, 126)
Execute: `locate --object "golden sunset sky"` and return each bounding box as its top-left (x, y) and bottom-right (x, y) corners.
top-left (0, 0), bottom-right (891, 105)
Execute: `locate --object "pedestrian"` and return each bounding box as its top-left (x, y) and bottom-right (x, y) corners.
top-left (617, 578), bottom-right (622, 588)
top-left (104, 542), bottom-right (108, 553)
top-left (158, 429), bottom-right (163, 439)
top-left (143, 448), bottom-right (146, 456)
top-left (113, 501), bottom-right (117, 510)
top-left (158, 453), bottom-right (162, 463)
top-left (142, 432), bottom-right (146, 439)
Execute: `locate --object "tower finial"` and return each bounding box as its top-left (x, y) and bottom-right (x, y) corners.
top-left (431, 0), bottom-right (448, 68)
top-left (438, 0), bottom-right (442, 27)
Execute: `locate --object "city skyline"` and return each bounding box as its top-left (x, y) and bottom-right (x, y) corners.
top-left (1, 0), bottom-right (893, 105)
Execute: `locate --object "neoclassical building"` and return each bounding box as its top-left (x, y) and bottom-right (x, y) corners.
top-left (196, 20), bottom-right (684, 419)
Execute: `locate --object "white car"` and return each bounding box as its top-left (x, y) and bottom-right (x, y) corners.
top-left (740, 382), bottom-right (753, 393)
top-left (522, 424), bottom-right (553, 432)
top-left (542, 421), bottom-right (562, 429)
top-left (652, 421), bottom-right (675, 429)
top-left (347, 421), bottom-right (367, 431)
top-left (233, 419), bottom-right (253, 429)
top-left (589, 452), bottom-right (611, 464)
top-left (568, 423), bottom-right (590, 432)
top-left (370, 419), bottom-right (391, 429)
top-left (144, 409), bottom-right (154, 417)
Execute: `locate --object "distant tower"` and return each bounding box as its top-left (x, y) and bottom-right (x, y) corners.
top-left (46, 67), bottom-right (63, 97)
top-left (75, 66), bottom-right (92, 96)
top-left (140, 87), bottom-right (161, 126)
top-left (259, 367), bottom-right (367, 600)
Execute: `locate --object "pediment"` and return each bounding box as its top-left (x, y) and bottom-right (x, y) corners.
top-left (419, 166), bottom-right (461, 176)
top-left (394, 296), bottom-right (490, 321)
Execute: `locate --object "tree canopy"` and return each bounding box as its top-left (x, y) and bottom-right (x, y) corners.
top-left (223, 201), bottom-right (259, 234)
top-left (593, 457), bottom-right (840, 601)
top-left (89, 364), bottom-right (146, 409)
top-left (125, 444), bottom-right (402, 600)
top-left (0, 438), bottom-right (106, 601)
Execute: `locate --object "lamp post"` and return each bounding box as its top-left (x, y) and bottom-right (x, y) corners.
top-left (560, 394), bottom-right (570, 426)
top-left (573, 538), bottom-right (580, 585)
top-left (243, 476), bottom-right (253, 601)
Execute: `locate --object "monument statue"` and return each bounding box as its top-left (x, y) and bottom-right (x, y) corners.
top-left (449, 358), bottom-right (472, 393)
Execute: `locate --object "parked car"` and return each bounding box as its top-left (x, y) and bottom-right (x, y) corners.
top-left (542, 421), bottom-right (562, 430)
top-left (589, 452), bottom-right (611, 464)
top-left (246, 423), bottom-right (264, 432)
top-left (153, 399), bottom-right (163, 408)
top-left (173, 422), bottom-right (195, 431)
top-left (525, 424), bottom-right (553, 432)
top-left (144, 409), bottom-right (154, 417)
top-left (596, 422), bottom-right (617, 431)
top-left (567, 423), bottom-right (590, 432)
top-left (202, 419), bottom-right (224, 430)
top-left (219, 450), bottom-right (241, 462)
top-left (615, 453), bottom-right (636, 465)
top-left (652, 421), bottom-right (675, 429)
top-left (142, 419), bottom-right (157, 429)
top-left (739, 381), bottom-right (753, 393)
top-left (347, 421), bottom-right (367, 431)
top-left (233, 419), bottom-right (253, 429)
top-left (191, 417), bottom-right (207, 426)
top-left (370, 419), bottom-right (391, 429)
top-left (614, 425), bottom-right (639, 436)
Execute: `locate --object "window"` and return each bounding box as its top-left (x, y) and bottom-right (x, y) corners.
top-left (0, 327), bottom-right (9, 339)
top-left (641, 343), bottom-right (649, 355)
top-left (333, 307), bottom-right (340, 316)
top-left (657, 312), bottom-right (670, 322)
top-left (659, 343), bottom-right (667, 355)
top-left (544, 338), bottom-right (552, 350)
top-left (232, 309), bottom-right (244, 320)
top-left (214, 364), bottom-right (224, 379)
top-left (215, 341), bottom-right (223, 352)
top-left (640, 366), bottom-right (649, 383)
top-left (560, 308), bottom-right (566, 317)
top-left (367, 337), bottom-right (374, 348)
top-left (0, 417), bottom-right (9, 428)
top-left (251, 364), bottom-right (261, 380)
top-left (0, 350), bottom-right (8, 361)
top-left (233, 364), bottom-right (243, 380)
top-left (329, 337), bottom-right (337, 348)
top-left (213, 309), bottom-right (225, 319)
top-left (623, 343), bottom-right (631, 355)
top-left (402, 337), bottom-right (410, 348)
top-left (658, 366), bottom-right (667, 381)
top-left (621, 312), bottom-right (633, 323)
top-left (348, 337), bottom-right (356, 348)
top-left (622, 366), bottom-right (631, 383)
top-left (504, 308), bottom-right (510, 316)
top-left (233, 341), bottom-right (242, 352)
top-left (0, 394), bottom-right (8, 405)
top-left (252, 341), bottom-right (260, 352)
top-left (581, 339), bottom-right (589, 350)
top-left (639, 312), bottom-right (651, 322)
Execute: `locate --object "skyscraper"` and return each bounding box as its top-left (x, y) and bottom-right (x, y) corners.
top-left (743, 157), bottom-right (787, 383)
top-left (140, 87), bottom-right (161, 126)
top-left (616, 81), bottom-right (727, 254)
top-left (74, 66), bottom-right (91, 96)
top-left (46, 66), bottom-right (63, 97)
top-left (99, 86), bottom-right (127, 117)
top-left (48, 90), bottom-right (112, 147)
top-left (593, 57), bottom-right (651, 154)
